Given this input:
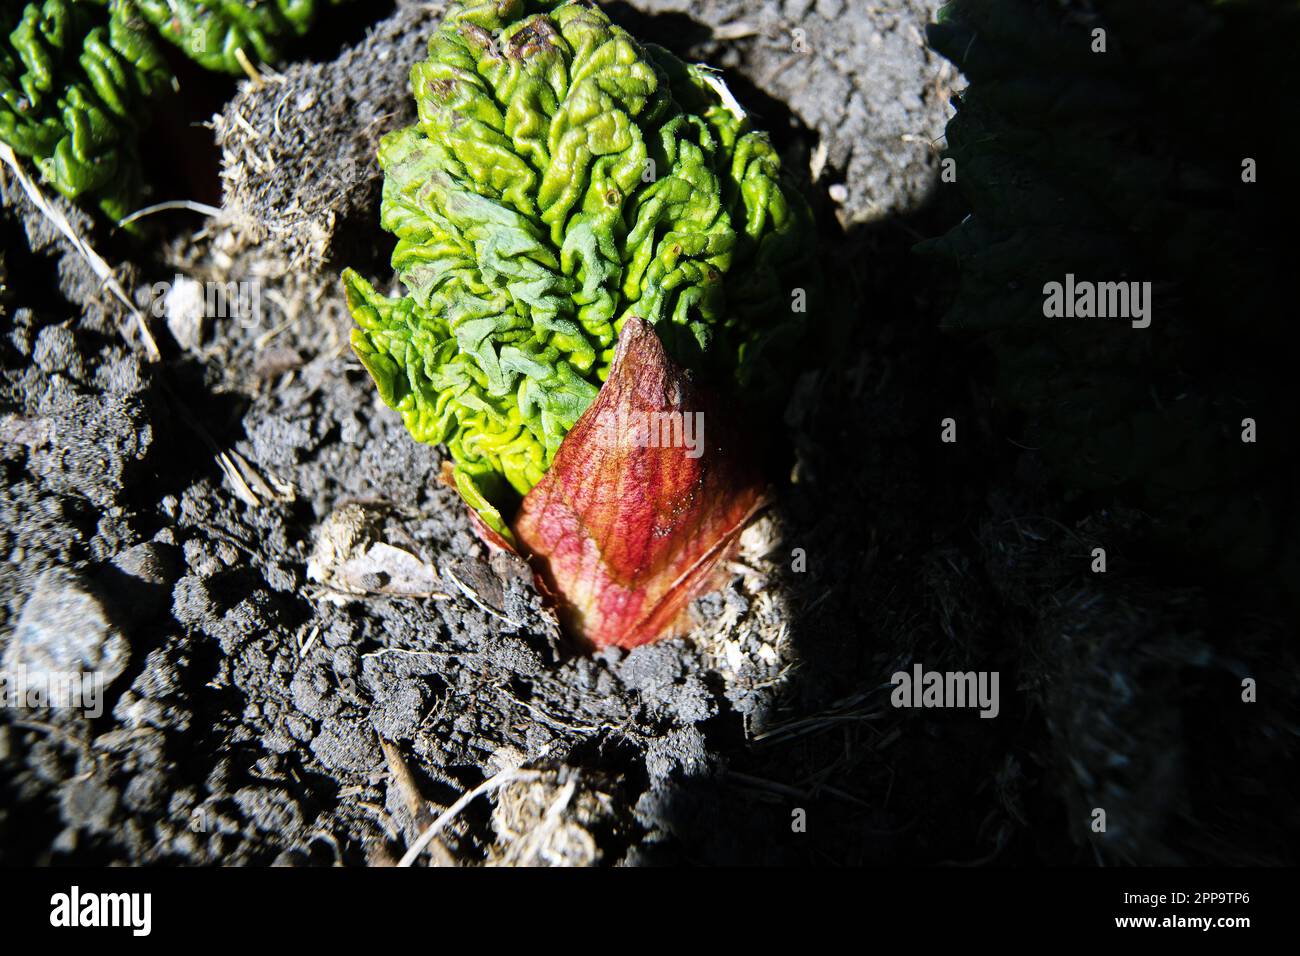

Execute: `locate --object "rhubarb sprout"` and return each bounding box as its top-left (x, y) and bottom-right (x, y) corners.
top-left (342, 0), bottom-right (814, 538)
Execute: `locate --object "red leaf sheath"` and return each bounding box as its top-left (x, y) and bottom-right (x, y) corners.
top-left (513, 318), bottom-right (769, 649)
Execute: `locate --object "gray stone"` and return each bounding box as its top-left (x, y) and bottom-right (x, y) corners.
top-left (4, 567), bottom-right (129, 687)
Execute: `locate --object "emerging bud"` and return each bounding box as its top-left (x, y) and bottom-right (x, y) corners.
top-left (514, 318), bottom-right (768, 649)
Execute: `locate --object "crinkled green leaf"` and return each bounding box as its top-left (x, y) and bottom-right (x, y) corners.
top-left (0, 0), bottom-right (349, 221)
top-left (132, 0), bottom-right (340, 75)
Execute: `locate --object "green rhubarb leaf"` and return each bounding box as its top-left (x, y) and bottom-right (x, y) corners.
top-left (0, 0), bottom-right (349, 221)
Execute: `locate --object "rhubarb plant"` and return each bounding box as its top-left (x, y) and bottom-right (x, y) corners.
top-left (342, 0), bottom-right (816, 647)
top-left (0, 0), bottom-right (349, 220)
